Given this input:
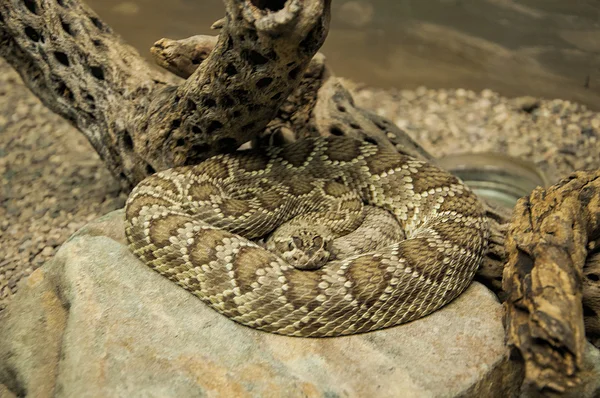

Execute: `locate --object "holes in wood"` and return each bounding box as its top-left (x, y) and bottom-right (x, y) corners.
top-left (191, 143), bottom-right (210, 154)
top-left (330, 127), bottom-right (344, 137)
top-left (337, 105), bottom-right (347, 113)
top-left (350, 123), bottom-right (361, 130)
top-left (588, 273), bottom-right (599, 282)
top-left (250, 0), bottom-right (286, 11)
top-left (146, 164), bottom-right (155, 174)
top-left (56, 81), bottom-right (74, 101)
top-left (89, 16), bottom-right (103, 30)
top-left (203, 98), bottom-right (216, 108)
top-left (57, 0), bottom-right (66, 7)
top-left (85, 94), bottom-right (96, 110)
top-left (223, 96), bottom-right (235, 107)
top-left (288, 66), bottom-right (301, 80)
top-left (270, 92), bottom-right (282, 101)
top-left (61, 21), bottom-right (74, 36)
top-left (217, 137), bottom-right (237, 152)
top-left (300, 24), bottom-right (322, 53)
top-left (171, 119), bottom-right (181, 129)
top-left (206, 120), bottom-right (223, 134)
top-left (266, 50), bottom-right (278, 61)
top-left (176, 138), bottom-right (185, 147)
top-left (90, 66), bottom-right (104, 80)
top-left (192, 126), bottom-right (202, 134)
top-left (187, 99), bottom-right (197, 112)
top-left (583, 303), bottom-right (597, 317)
top-left (122, 131), bottom-right (133, 151)
top-left (225, 63), bottom-right (237, 76)
top-left (53, 51), bottom-right (70, 66)
top-left (233, 89), bottom-right (248, 101)
top-left (24, 26), bottom-right (42, 42)
top-left (23, 0), bottom-right (38, 14)
top-left (256, 77), bottom-right (273, 89)
top-left (243, 50), bottom-right (268, 66)
top-left (241, 30), bottom-right (258, 43)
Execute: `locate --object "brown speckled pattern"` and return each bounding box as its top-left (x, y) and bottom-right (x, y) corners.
top-left (125, 137), bottom-right (489, 337)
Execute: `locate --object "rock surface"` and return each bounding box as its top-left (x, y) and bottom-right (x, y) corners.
top-left (0, 210), bottom-right (522, 397)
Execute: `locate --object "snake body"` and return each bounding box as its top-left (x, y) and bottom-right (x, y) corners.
top-left (125, 137), bottom-right (488, 337)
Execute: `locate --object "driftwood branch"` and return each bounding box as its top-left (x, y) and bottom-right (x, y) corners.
top-left (0, 0), bottom-right (332, 188)
top-left (148, 33), bottom-right (434, 162)
top-left (0, 0), bottom-right (172, 186)
top-left (151, 35), bottom-right (218, 79)
top-left (503, 170), bottom-right (600, 394)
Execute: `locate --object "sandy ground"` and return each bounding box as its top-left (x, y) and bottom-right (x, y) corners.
top-left (1, 58), bottom-right (599, 311)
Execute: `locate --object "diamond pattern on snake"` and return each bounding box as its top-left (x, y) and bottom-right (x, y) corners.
top-left (125, 136), bottom-right (489, 337)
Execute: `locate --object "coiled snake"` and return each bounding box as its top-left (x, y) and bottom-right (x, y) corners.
top-left (125, 137), bottom-right (488, 337)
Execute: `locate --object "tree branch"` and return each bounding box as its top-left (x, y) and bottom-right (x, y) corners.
top-left (140, 0), bottom-right (332, 174)
top-left (503, 170), bottom-right (600, 393)
top-left (0, 0), bottom-right (331, 188)
top-left (0, 0), bottom-right (172, 186)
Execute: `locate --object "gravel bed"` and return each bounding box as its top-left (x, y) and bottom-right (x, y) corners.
top-left (0, 60), bottom-right (126, 311)
top-left (346, 80), bottom-right (600, 183)
top-left (1, 60), bottom-right (599, 311)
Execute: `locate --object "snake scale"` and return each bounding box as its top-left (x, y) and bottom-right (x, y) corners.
top-left (125, 137), bottom-right (488, 337)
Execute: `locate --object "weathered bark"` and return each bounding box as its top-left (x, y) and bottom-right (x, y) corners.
top-left (141, 1), bottom-right (334, 172)
top-left (149, 34), bottom-right (434, 162)
top-left (151, 35), bottom-right (219, 79)
top-left (0, 0), bottom-right (172, 187)
top-left (583, 251), bottom-right (600, 348)
top-left (503, 170), bottom-right (600, 394)
top-left (475, 201), bottom-right (512, 300)
top-left (0, 0), bottom-right (331, 188)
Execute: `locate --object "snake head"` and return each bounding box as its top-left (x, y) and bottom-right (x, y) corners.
top-left (266, 223), bottom-right (334, 271)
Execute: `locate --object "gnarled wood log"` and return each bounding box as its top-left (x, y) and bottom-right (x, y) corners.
top-left (503, 170), bottom-right (600, 394)
top-left (0, 0), bottom-right (172, 187)
top-left (0, 0), bottom-right (332, 188)
top-left (148, 33), bottom-right (434, 161)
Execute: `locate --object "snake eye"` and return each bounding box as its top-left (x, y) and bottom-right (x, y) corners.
top-left (313, 236), bottom-right (323, 247)
top-left (292, 237), bottom-right (303, 248)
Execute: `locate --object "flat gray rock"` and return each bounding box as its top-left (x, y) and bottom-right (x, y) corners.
top-left (1, 210), bottom-right (523, 397)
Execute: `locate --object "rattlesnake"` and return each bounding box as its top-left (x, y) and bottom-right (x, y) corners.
top-left (125, 137), bottom-right (488, 337)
